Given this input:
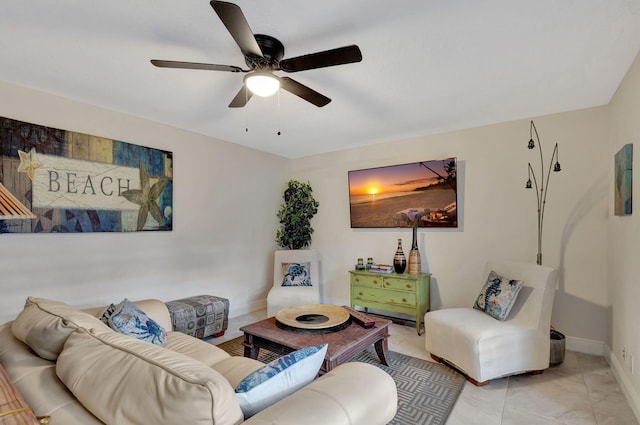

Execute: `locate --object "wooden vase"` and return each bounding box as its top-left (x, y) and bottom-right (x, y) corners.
top-left (408, 249), bottom-right (421, 274)
top-left (408, 226), bottom-right (421, 274)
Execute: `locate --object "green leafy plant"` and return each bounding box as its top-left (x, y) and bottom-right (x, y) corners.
top-left (276, 180), bottom-right (319, 250)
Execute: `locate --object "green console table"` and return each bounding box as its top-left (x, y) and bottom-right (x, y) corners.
top-left (349, 270), bottom-right (431, 335)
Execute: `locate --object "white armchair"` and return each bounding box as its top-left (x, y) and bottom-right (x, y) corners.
top-left (425, 260), bottom-right (558, 385)
top-left (266, 250), bottom-right (321, 317)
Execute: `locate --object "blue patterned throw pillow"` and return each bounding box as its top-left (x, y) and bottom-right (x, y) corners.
top-left (473, 270), bottom-right (524, 321)
top-left (108, 299), bottom-right (167, 346)
top-left (281, 262), bottom-right (312, 286)
top-left (235, 343), bottom-right (327, 417)
top-left (98, 303), bottom-right (117, 324)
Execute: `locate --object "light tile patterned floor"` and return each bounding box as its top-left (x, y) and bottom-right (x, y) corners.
top-left (215, 309), bottom-right (639, 425)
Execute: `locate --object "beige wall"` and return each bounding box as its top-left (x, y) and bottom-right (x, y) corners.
top-left (1, 53), bottom-right (636, 359)
top-left (290, 51), bottom-right (640, 415)
top-left (608, 51), bottom-right (640, 414)
top-left (2, 48), bottom-right (639, 419)
top-left (292, 107), bottom-right (611, 346)
top-left (0, 80), bottom-right (290, 323)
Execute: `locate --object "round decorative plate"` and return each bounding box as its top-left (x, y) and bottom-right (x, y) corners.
top-left (275, 304), bottom-right (350, 330)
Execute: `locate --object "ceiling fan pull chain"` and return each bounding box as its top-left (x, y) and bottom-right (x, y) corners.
top-left (277, 88), bottom-right (281, 136)
top-left (245, 88), bottom-right (249, 132)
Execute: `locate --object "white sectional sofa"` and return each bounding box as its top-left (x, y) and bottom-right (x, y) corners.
top-left (0, 297), bottom-right (397, 425)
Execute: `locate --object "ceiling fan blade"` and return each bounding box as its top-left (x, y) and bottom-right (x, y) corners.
top-left (210, 1), bottom-right (263, 58)
top-left (280, 77), bottom-right (331, 107)
top-left (151, 59), bottom-right (245, 73)
top-left (280, 45), bottom-right (362, 73)
top-left (228, 85), bottom-right (253, 107)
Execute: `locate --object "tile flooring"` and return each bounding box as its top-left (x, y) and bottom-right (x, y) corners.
top-left (214, 309), bottom-right (639, 425)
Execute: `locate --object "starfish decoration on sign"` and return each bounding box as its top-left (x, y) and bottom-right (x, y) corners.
top-left (17, 148), bottom-right (42, 181)
top-left (122, 162), bottom-right (167, 231)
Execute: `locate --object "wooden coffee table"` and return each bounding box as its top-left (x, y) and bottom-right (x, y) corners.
top-left (240, 314), bottom-right (391, 374)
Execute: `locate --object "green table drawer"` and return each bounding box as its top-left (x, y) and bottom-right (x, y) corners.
top-left (350, 274), bottom-right (383, 288)
top-left (381, 277), bottom-right (416, 291)
top-left (351, 275), bottom-right (418, 291)
top-left (352, 287), bottom-right (417, 307)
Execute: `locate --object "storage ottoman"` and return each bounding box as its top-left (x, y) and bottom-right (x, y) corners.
top-left (165, 295), bottom-right (229, 339)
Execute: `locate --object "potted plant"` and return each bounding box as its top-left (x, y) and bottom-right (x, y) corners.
top-left (275, 180), bottom-right (319, 249)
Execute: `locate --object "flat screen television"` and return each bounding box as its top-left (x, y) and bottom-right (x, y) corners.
top-left (348, 157), bottom-right (457, 228)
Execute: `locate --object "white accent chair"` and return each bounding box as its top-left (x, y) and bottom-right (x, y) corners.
top-left (267, 250), bottom-right (321, 317)
top-left (425, 260), bottom-right (558, 385)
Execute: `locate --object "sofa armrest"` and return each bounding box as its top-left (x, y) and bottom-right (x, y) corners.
top-left (244, 362), bottom-right (397, 425)
top-left (83, 299), bottom-right (172, 331)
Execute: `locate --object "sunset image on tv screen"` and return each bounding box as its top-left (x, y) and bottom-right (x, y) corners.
top-left (348, 158), bottom-right (457, 228)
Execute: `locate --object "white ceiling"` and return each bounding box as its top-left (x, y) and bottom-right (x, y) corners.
top-left (1, 1), bottom-right (639, 159)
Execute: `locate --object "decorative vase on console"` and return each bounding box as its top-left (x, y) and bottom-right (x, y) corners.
top-left (393, 239), bottom-right (406, 274)
top-left (408, 225), bottom-right (421, 274)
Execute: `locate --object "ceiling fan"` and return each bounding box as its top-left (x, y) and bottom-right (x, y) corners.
top-left (151, 1), bottom-right (363, 108)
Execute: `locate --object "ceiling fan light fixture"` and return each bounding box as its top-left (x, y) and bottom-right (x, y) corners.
top-left (245, 72), bottom-right (280, 97)
top-left (154, 2), bottom-right (361, 107)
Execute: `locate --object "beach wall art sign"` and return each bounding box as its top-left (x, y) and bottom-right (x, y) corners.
top-left (348, 157), bottom-right (457, 228)
top-left (0, 116), bottom-right (173, 233)
top-left (614, 143), bottom-right (632, 216)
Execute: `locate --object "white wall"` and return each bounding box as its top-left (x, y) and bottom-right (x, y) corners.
top-left (607, 52), bottom-right (640, 416)
top-left (292, 107), bottom-right (610, 346)
top-left (0, 64), bottom-right (627, 352)
top-left (0, 80), bottom-right (290, 323)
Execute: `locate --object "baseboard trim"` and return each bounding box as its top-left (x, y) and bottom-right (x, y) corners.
top-left (608, 346), bottom-right (640, 422)
top-left (565, 336), bottom-right (605, 356)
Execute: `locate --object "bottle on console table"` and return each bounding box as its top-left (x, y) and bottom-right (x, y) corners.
top-left (393, 239), bottom-right (406, 274)
top-left (408, 226), bottom-right (421, 274)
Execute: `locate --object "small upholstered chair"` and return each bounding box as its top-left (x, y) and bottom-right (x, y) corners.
top-left (266, 250), bottom-right (321, 317)
top-left (425, 260), bottom-right (558, 385)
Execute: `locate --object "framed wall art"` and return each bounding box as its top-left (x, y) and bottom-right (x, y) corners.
top-left (614, 143), bottom-right (632, 216)
top-left (348, 157), bottom-right (457, 228)
top-left (0, 116), bottom-right (173, 233)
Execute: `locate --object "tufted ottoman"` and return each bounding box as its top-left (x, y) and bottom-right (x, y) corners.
top-left (165, 295), bottom-right (229, 339)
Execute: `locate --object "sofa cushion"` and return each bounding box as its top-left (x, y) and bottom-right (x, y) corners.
top-left (473, 270), bottom-right (524, 321)
top-left (11, 297), bottom-right (111, 360)
top-left (245, 362), bottom-right (398, 425)
top-left (108, 298), bottom-right (167, 346)
top-left (211, 356), bottom-right (265, 388)
top-left (165, 331), bottom-right (230, 368)
top-left (56, 327), bottom-right (243, 425)
top-left (234, 344), bottom-right (327, 418)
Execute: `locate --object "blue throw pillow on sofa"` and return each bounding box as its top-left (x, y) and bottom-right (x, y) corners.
top-left (235, 343), bottom-right (327, 417)
top-left (108, 299), bottom-right (167, 346)
top-left (98, 303), bottom-right (117, 324)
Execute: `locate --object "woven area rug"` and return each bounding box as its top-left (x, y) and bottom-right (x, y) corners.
top-left (215, 337), bottom-right (465, 425)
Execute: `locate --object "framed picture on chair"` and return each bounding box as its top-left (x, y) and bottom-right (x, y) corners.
top-left (281, 262), bottom-right (312, 286)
